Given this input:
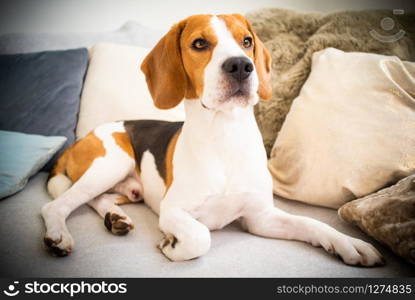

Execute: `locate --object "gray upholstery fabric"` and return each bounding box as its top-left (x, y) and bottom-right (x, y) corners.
top-left (0, 21), bottom-right (163, 54)
top-left (0, 48), bottom-right (88, 171)
top-left (0, 173), bottom-right (413, 277)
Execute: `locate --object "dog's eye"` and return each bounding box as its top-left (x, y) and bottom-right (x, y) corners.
top-left (191, 38), bottom-right (209, 50)
top-left (242, 37), bottom-right (253, 49)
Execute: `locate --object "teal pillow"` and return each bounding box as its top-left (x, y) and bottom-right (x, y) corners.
top-left (0, 130), bottom-right (66, 199)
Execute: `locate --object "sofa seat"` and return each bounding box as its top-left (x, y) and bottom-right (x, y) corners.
top-left (0, 173), bottom-right (413, 277)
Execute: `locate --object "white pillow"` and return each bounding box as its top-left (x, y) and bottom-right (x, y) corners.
top-left (76, 43), bottom-right (184, 139)
top-left (268, 48), bottom-right (415, 208)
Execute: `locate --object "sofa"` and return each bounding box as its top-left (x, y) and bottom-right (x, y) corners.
top-left (0, 12), bottom-right (414, 277)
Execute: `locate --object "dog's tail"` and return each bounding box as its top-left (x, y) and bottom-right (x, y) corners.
top-left (47, 149), bottom-right (73, 199)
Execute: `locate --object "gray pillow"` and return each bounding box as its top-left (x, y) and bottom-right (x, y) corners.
top-left (0, 21), bottom-right (163, 54)
top-left (0, 48), bottom-right (88, 170)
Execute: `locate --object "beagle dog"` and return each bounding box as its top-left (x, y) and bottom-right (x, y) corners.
top-left (41, 14), bottom-right (384, 266)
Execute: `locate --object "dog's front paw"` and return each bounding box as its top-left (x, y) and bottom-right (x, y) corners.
top-left (104, 212), bottom-right (134, 235)
top-left (322, 235), bottom-right (385, 267)
top-left (42, 203), bottom-right (74, 257)
top-left (157, 231), bottom-right (211, 261)
top-left (43, 227), bottom-right (74, 257)
top-left (158, 234), bottom-right (184, 261)
top-left (158, 233), bottom-right (178, 250)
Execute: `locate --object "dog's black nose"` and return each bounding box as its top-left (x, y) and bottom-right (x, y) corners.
top-left (222, 57), bottom-right (253, 81)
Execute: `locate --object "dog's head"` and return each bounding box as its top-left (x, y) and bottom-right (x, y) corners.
top-left (141, 14), bottom-right (272, 111)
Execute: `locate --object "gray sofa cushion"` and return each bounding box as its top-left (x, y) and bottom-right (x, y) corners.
top-left (0, 21), bottom-right (163, 54)
top-left (0, 173), bottom-right (413, 277)
top-left (0, 48), bottom-right (88, 170)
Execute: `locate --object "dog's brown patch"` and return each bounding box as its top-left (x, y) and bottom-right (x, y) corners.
top-left (112, 132), bottom-right (135, 158)
top-left (115, 196), bottom-right (132, 205)
top-left (64, 132), bottom-right (106, 182)
top-left (141, 15), bottom-right (215, 109)
top-left (165, 129), bottom-right (181, 190)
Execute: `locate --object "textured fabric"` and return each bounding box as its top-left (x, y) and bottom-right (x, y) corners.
top-left (0, 48), bottom-right (88, 170)
top-left (339, 174), bottom-right (415, 265)
top-left (247, 9), bottom-right (415, 155)
top-left (0, 131), bottom-right (66, 199)
top-left (0, 21), bottom-right (163, 54)
top-left (268, 48), bottom-right (415, 208)
top-left (76, 43), bottom-right (184, 139)
top-left (0, 172), bottom-right (413, 277)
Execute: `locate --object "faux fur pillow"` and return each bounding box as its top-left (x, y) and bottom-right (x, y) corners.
top-left (76, 43), bottom-right (184, 139)
top-left (268, 48), bottom-right (415, 208)
top-left (339, 174), bottom-right (415, 265)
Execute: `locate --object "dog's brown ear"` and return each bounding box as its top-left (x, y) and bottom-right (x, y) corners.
top-left (141, 20), bottom-right (187, 109)
top-left (245, 18), bottom-right (272, 100)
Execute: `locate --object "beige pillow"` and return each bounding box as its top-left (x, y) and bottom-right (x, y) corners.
top-left (76, 43), bottom-right (184, 139)
top-left (268, 48), bottom-right (415, 208)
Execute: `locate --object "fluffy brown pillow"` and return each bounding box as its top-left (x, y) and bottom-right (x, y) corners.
top-left (339, 174), bottom-right (415, 265)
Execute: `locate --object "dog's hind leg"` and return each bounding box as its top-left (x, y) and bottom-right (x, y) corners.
top-left (41, 155), bottom-right (134, 256)
top-left (88, 193), bottom-right (134, 235)
top-left (41, 125), bottom-right (136, 256)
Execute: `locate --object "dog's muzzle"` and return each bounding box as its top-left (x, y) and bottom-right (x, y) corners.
top-left (221, 56), bottom-right (254, 97)
top-left (222, 56), bottom-right (253, 81)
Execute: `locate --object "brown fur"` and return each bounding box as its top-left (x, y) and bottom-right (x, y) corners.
top-left (165, 129), bottom-right (181, 190)
top-left (140, 16), bottom-right (205, 109)
top-left (115, 196), bottom-right (132, 205)
top-left (52, 132), bottom-right (106, 182)
top-left (180, 15), bottom-right (217, 100)
top-left (49, 149), bottom-right (69, 178)
top-left (112, 132), bottom-right (135, 158)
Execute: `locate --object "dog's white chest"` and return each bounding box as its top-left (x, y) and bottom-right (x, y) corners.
top-left (162, 106), bottom-right (273, 230)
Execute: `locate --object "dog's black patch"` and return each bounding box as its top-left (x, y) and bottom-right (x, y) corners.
top-left (124, 120), bottom-right (183, 182)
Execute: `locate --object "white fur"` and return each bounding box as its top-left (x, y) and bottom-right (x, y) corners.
top-left (41, 16), bottom-right (384, 266)
top-left (47, 174), bottom-right (72, 199)
top-left (140, 150), bottom-right (166, 215)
